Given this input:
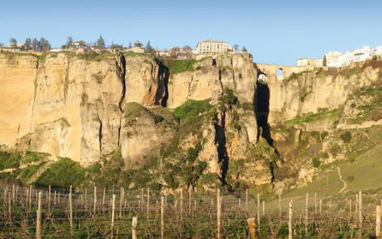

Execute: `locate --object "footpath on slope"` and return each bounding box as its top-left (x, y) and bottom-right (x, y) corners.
top-left (337, 167), bottom-right (347, 194)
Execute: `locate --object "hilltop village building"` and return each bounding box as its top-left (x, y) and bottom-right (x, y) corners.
top-left (298, 46), bottom-right (382, 68)
top-left (194, 40), bottom-right (235, 59)
top-left (297, 58), bottom-right (323, 67)
top-left (324, 46), bottom-right (382, 67)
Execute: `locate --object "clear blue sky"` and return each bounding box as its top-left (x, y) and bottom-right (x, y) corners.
top-left (1, 0), bottom-right (381, 65)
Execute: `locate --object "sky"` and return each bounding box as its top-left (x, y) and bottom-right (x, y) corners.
top-left (1, 0), bottom-right (382, 65)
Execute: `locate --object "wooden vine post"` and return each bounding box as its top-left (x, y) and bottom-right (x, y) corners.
top-left (36, 191), bottom-right (42, 239)
top-left (69, 185), bottom-right (73, 237)
top-left (257, 194), bottom-right (260, 227)
top-left (245, 189), bottom-right (248, 212)
top-left (111, 194), bottom-right (116, 238)
top-left (161, 195), bottom-right (165, 239)
top-left (359, 191), bottom-right (363, 226)
top-left (93, 185), bottom-right (97, 215)
top-left (376, 205), bottom-right (381, 239)
top-left (279, 193), bottom-right (282, 220)
top-left (146, 188), bottom-right (150, 221)
top-left (288, 200), bottom-right (293, 239)
top-left (217, 189), bottom-right (222, 239)
top-left (180, 188), bottom-right (183, 222)
top-left (29, 185), bottom-right (32, 210)
top-left (247, 218), bottom-right (256, 239)
top-left (132, 216), bottom-right (138, 239)
top-left (305, 193), bottom-right (309, 233)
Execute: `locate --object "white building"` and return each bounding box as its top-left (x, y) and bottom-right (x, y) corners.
top-left (297, 58), bottom-right (323, 67)
top-left (156, 50), bottom-right (169, 57)
top-left (371, 46), bottom-right (382, 57)
top-left (324, 46), bottom-right (382, 67)
top-left (195, 40), bottom-right (234, 56)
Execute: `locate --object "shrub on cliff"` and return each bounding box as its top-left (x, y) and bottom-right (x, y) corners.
top-left (312, 157), bottom-right (321, 168)
top-left (0, 151), bottom-right (21, 170)
top-left (36, 157), bottom-right (86, 188)
top-left (167, 59), bottom-right (196, 74)
top-left (340, 131), bottom-right (352, 143)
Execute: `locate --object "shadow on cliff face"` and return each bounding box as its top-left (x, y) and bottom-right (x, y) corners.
top-left (253, 67), bottom-right (282, 183)
top-left (214, 112), bottom-right (230, 188)
top-left (115, 51), bottom-right (126, 146)
top-left (157, 62), bottom-right (169, 107)
top-left (254, 72), bottom-right (273, 145)
top-left (253, 68), bottom-right (281, 159)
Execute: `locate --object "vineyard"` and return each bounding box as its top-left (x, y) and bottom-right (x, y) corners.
top-left (0, 183), bottom-right (381, 238)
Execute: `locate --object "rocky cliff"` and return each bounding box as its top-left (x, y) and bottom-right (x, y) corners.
top-left (1, 51), bottom-right (381, 193)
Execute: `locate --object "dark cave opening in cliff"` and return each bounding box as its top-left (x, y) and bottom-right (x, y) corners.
top-left (254, 73), bottom-right (274, 147)
top-left (159, 63), bottom-right (169, 107)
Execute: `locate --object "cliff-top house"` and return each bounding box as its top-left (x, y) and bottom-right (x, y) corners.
top-left (195, 40), bottom-right (235, 59)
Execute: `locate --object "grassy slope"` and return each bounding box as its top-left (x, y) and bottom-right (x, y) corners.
top-left (285, 125), bottom-right (382, 197)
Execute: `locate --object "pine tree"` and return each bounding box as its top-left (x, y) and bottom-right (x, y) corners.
top-left (146, 40), bottom-right (152, 50)
top-left (67, 36), bottom-right (73, 49)
top-left (40, 37), bottom-right (51, 52)
top-left (10, 38), bottom-right (17, 49)
top-left (323, 55), bottom-right (327, 67)
top-left (242, 46), bottom-right (247, 52)
top-left (32, 38), bottom-right (38, 51)
top-left (133, 40), bottom-right (143, 48)
top-left (24, 38), bottom-right (32, 51)
top-left (145, 40), bottom-right (155, 54)
top-left (96, 35), bottom-right (106, 49)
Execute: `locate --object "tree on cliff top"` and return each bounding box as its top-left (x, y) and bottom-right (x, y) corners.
top-left (9, 38), bottom-right (17, 49)
top-left (323, 55), bottom-right (327, 67)
top-left (23, 38), bottom-right (32, 51)
top-left (145, 40), bottom-right (156, 54)
top-left (134, 40), bottom-right (143, 48)
top-left (39, 37), bottom-right (51, 52)
top-left (110, 43), bottom-right (123, 50)
top-left (67, 36), bottom-right (73, 49)
top-left (32, 38), bottom-right (38, 51)
top-left (95, 35), bottom-right (106, 49)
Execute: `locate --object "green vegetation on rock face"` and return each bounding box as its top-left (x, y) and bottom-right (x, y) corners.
top-left (0, 151), bottom-right (22, 170)
top-left (285, 109), bottom-right (340, 126)
top-left (347, 85), bottom-right (382, 124)
top-left (124, 102), bottom-right (177, 129)
top-left (218, 87), bottom-right (238, 109)
top-left (168, 99), bottom-right (214, 155)
top-left (285, 126), bottom-right (382, 198)
top-left (23, 151), bottom-right (50, 164)
top-left (36, 157), bottom-right (86, 188)
top-left (0, 150), bottom-right (49, 170)
top-left (340, 67), bottom-right (363, 78)
top-left (18, 162), bottom-right (46, 184)
top-left (167, 59), bottom-right (197, 74)
top-left (174, 99), bottom-right (212, 122)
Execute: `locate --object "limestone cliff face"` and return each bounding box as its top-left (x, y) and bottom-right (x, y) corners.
top-left (120, 103), bottom-right (177, 168)
top-left (264, 61), bottom-right (382, 188)
top-left (0, 52), bottom-right (258, 170)
top-left (1, 52), bottom-right (170, 166)
top-left (266, 64), bottom-right (381, 124)
top-left (167, 54), bottom-right (256, 108)
top-left (4, 50), bottom-right (382, 192)
top-left (0, 53), bottom-right (38, 146)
